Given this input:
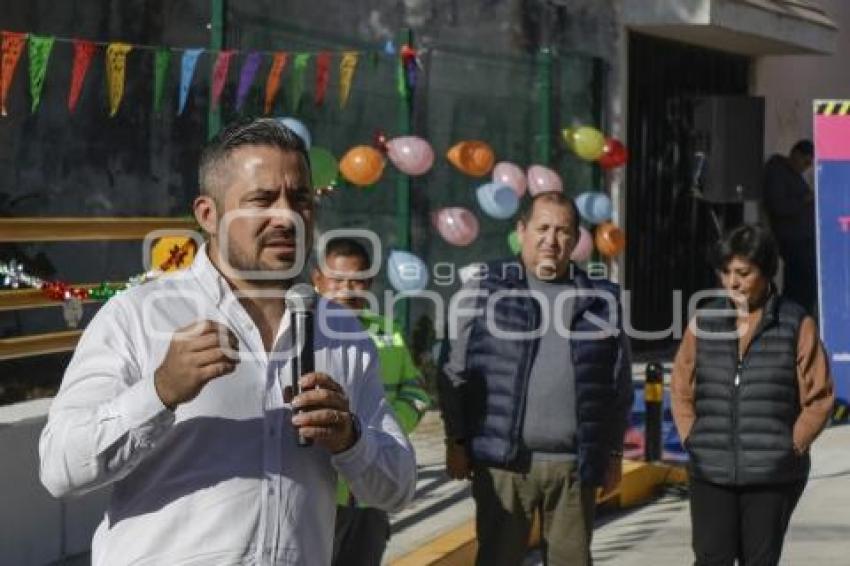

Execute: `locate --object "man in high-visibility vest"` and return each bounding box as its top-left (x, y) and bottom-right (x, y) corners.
top-left (313, 237), bottom-right (430, 566)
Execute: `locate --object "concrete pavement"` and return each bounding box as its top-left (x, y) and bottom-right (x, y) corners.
top-left (392, 413), bottom-right (850, 565)
top-left (385, 411), bottom-right (474, 563)
top-left (526, 424), bottom-right (850, 565)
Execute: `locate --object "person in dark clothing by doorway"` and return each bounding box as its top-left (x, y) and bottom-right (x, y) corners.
top-left (672, 224), bottom-right (834, 566)
top-left (762, 139), bottom-right (817, 312)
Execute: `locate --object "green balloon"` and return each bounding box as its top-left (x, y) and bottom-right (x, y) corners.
top-left (309, 147), bottom-right (339, 188)
top-left (508, 230), bottom-right (521, 254)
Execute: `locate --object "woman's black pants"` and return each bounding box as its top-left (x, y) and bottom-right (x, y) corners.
top-left (690, 476), bottom-right (807, 566)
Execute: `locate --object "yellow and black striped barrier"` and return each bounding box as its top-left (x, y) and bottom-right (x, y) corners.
top-left (815, 100), bottom-right (850, 115)
top-left (833, 401), bottom-right (848, 423)
top-left (644, 362), bottom-right (665, 461)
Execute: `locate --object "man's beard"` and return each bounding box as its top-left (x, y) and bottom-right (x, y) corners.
top-left (222, 228), bottom-right (305, 287)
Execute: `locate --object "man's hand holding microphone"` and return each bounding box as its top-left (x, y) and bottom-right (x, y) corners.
top-left (153, 284), bottom-right (358, 454)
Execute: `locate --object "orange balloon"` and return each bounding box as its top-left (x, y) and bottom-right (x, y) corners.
top-left (446, 141), bottom-right (495, 177)
top-left (339, 145), bottom-right (385, 186)
top-left (594, 222), bottom-right (626, 258)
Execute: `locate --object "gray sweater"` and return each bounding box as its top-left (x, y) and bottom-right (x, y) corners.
top-left (523, 275), bottom-right (577, 458)
top-left (443, 271), bottom-right (578, 458)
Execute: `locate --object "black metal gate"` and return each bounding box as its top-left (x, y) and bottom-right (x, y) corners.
top-left (625, 33), bottom-right (750, 353)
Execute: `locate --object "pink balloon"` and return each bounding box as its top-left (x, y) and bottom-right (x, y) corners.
top-left (526, 165), bottom-right (564, 196)
top-left (386, 136), bottom-right (434, 176)
top-left (492, 162), bottom-right (527, 197)
top-left (431, 207), bottom-right (480, 247)
top-left (570, 226), bottom-right (593, 262)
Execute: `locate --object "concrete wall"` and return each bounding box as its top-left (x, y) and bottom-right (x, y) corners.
top-left (753, 0), bottom-right (850, 159)
top-left (0, 399), bottom-right (108, 565)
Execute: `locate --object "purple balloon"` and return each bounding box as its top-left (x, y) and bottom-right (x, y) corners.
top-left (432, 207), bottom-right (479, 247)
top-left (527, 165), bottom-right (564, 196)
top-left (386, 136), bottom-right (434, 176)
top-left (493, 162), bottom-right (527, 197)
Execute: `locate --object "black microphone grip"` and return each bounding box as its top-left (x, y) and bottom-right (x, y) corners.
top-left (291, 310), bottom-right (314, 447)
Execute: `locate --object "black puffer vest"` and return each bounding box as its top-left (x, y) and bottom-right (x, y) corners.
top-left (463, 259), bottom-right (623, 485)
top-left (688, 293), bottom-right (809, 485)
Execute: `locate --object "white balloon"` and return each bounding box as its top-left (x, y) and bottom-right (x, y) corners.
top-left (575, 191), bottom-right (613, 224)
top-left (278, 117), bottom-right (312, 149)
top-left (387, 250), bottom-right (429, 292)
top-left (476, 182), bottom-right (519, 220)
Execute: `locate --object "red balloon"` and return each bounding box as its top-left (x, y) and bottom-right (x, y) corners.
top-left (598, 138), bottom-right (628, 170)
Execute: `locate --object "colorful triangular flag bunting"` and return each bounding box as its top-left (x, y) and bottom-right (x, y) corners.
top-left (152, 47), bottom-right (171, 114)
top-left (314, 52), bottom-right (330, 107)
top-left (1, 31), bottom-right (27, 116)
top-left (68, 40), bottom-right (96, 112)
top-left (211, 49), bottom-right (234, 108)
top-left (339, 52), bottom-right (358, 109)
top-left (263, 52), bottom-right (287, 114)
top-left (106, 42), bottom-right (132, 117)
top-left (236, 51), bottom-right (262, 112)
top-left (178, 48), bottom-right (203, 115)
top-left (28, 35), bottom-right (54, 113)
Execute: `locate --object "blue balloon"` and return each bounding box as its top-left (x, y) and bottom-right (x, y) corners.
top-left (476, 182), bottom-right (519, 220)
top-left (278, 117), bottom-right (312, 149)
top-left (575, 191), bottom-right (613, 224)
top-left (387, 250), bottom-right (428, 292)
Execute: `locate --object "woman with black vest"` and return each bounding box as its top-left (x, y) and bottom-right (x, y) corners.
top-left (672, 224), bottom-right (834, 565)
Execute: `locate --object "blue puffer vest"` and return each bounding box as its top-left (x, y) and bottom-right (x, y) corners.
top-left (463, 259), bottom-right (625, 485)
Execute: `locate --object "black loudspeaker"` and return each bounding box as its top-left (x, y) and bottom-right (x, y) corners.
top-left (690, 96), bottom-right (765, 203)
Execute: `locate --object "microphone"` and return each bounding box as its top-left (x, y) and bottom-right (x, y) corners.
top-left (285, 283), bottom-right (318, 447)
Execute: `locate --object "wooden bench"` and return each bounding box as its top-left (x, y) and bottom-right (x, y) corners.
top-left (0, 218), bottom-right (195, 361)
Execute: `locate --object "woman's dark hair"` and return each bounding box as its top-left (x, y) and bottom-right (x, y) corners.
top-left (711, 224), bottom-right (779, 279)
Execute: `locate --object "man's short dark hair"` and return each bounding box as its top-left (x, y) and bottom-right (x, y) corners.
top-left (517, 192), bottom-right (581, 237)
top-left (711, 224), bottom-right (779, 280)
top-left (323, 237), bottom-right (372, 270)
top-left (199, 117), bottom-right (310, 200)
top-left (790, 139), bottom-right (814, 158)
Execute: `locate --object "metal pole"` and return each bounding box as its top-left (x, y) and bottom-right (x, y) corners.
top-left (395, 28), bottom-right (413, 328)
top-left (207, 0), bottom-right (224, 140)
top-left (644, 361), bottom-right (664, 462)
